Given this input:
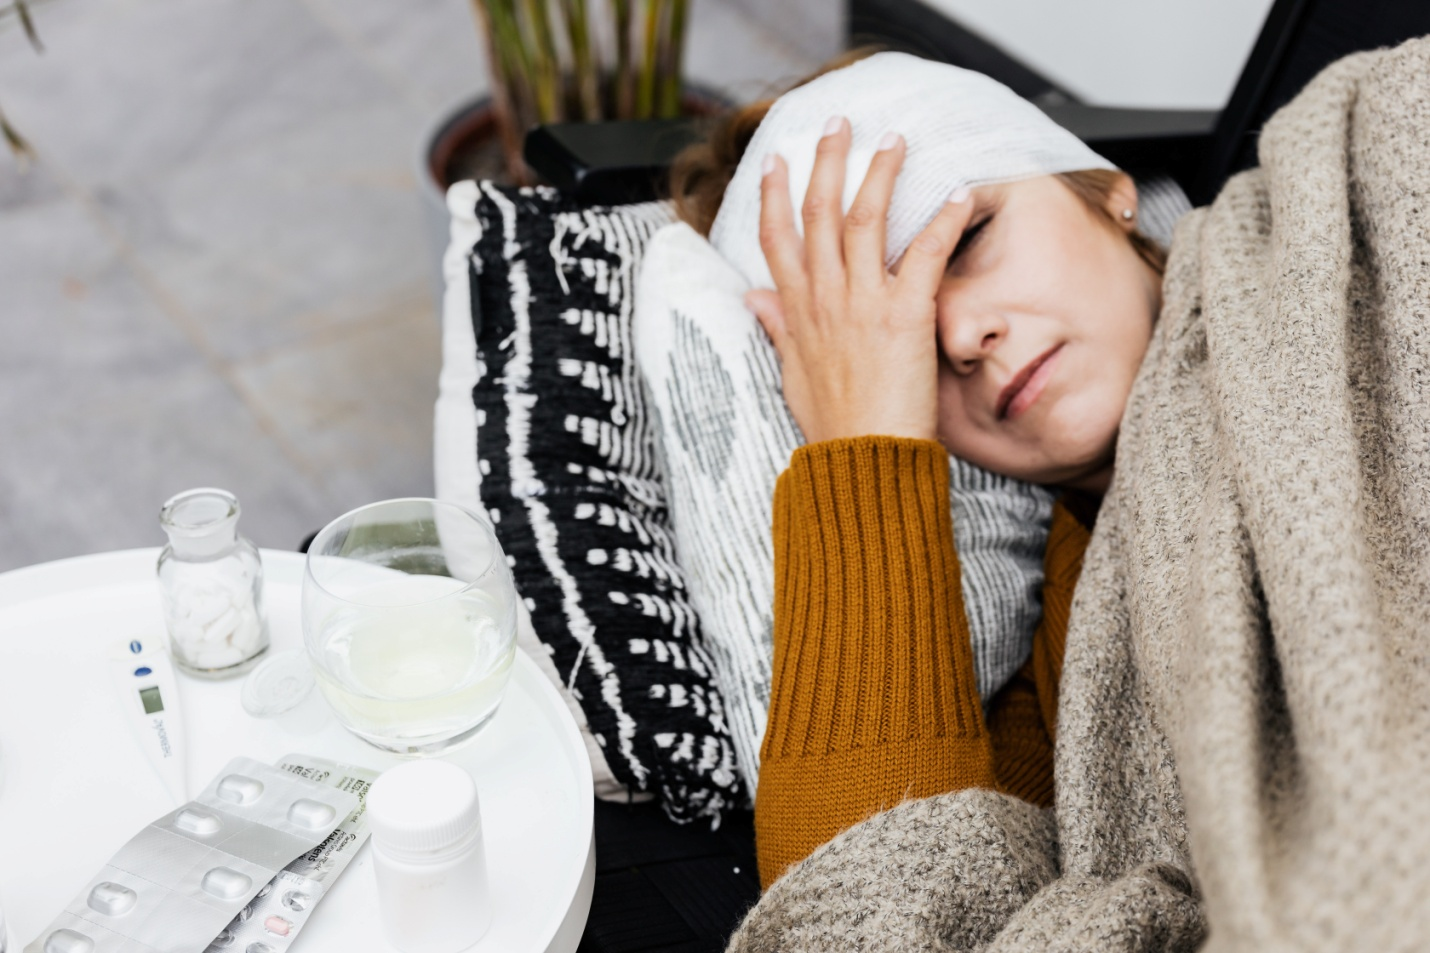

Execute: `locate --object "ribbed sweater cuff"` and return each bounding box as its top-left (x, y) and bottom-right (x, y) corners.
top-left (755, 734), bottom-right (996, 886)
top-left (765, 436), bottom-right (989, 761)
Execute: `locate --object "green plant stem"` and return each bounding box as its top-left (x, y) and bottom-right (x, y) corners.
top-left (611, 0), bottom-right (634, 119)
top-left (634, 0), bottom-right (661, 119)
top-left (11, 0), bottom-right (41, 51)
top-left (470, 0), bottom-right (528, 180)
top-left (485, 1), bottom-right (535, 102)
top-left (656, 0), bottom-right (686, 117)
top-left (0, 101), bottom-right (32, 163)
top-left (1, 0), bottom-right (41, 162)
top-left (520, 0), bottom-right (562, 122)
top-left (560, 0), bottom-right (600, 121)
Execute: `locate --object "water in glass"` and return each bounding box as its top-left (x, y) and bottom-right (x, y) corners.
top-left (304, 500), bottom-right (518, 754)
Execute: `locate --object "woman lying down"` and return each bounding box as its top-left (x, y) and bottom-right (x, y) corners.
top-left (654, 39), bottom-right (1430, 953)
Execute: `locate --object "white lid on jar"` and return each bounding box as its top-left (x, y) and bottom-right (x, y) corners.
top-left (159, 488), bottom-right (242, 558)
top-left (241, 650), bottom-right (315, 717)
top-left (367, 760), bottom-right (482, 860)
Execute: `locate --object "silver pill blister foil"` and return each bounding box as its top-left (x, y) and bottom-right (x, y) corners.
top-left (206, 754), bottom-right (378, 953)
top-left (25, 756), bottom-right (359, 953)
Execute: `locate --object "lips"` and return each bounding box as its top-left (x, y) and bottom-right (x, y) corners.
top-left (997, 344), bottom-right (1064, 420)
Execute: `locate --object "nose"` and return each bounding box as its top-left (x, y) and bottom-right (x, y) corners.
top-left (937, 295), bottom-right (1008, 375)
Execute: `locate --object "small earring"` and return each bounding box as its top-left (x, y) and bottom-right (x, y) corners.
top-left (1121, 208), bottom-right (1135, 221)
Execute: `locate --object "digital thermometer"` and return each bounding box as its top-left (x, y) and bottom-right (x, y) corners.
top-left (111, 638), bottom-right (187, 805)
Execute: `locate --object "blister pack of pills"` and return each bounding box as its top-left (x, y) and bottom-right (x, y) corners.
top-left (25, 757), bottom-right (359, 953)
top-left (206, 754), bottom-right (377, 953)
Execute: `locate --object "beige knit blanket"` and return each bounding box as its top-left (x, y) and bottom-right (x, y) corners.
top-left (729, 36), bottom-right (1430, 953)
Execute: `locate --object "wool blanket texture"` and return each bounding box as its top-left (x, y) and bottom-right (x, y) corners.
top-left (728, 37), bottom-right (1430, 953)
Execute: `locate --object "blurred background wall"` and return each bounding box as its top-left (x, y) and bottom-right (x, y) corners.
top-left (917, 0), bottom-right (1275, 107)
top-left (849, 0), bottom-right (1275, 108)
top-left (724, 0), bottom-right (847, 63)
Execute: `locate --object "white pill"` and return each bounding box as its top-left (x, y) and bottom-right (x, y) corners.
top-left (174, 808), bottom-right (222, 836)
top-left (208, 606), bottom-right (239, 638)
top-left (87, 881), bottom-right (137, 917)
top-left (217, 774), bottom-right (264, 804)
top-left (190, 594), bottom-right (228, 626)
top-left (202, 866), bottom-right (253, 901)
top-left (44, 929), bottom-right (94, 953)
top-left (287, 798), bottom-right (336, 829)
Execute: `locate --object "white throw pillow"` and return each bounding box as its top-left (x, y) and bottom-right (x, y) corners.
top-left (634, 222), bottom-right (1054, 796)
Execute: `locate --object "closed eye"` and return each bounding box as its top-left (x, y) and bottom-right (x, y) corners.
top-left (948, 216), bottom-right (992, 267)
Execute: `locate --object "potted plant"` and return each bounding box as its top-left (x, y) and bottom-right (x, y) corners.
top-left (1, 0), bottom-right (42, 162)
top-left (480, 0), bottom-right (695, 174)
top-left (417, 0), bottom-right (724, 297)
top-left (430, 0), bottom-right (706, 186)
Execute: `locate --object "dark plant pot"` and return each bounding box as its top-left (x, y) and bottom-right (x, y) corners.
top-left (416, 89), bottom-right (732, 307)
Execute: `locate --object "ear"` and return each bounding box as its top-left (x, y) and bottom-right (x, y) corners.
top-left (1103, 172), bottom-right (1139, 234)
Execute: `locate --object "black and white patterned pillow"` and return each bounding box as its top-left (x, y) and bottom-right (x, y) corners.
top-left (450, 182), bottom-right (740, 824)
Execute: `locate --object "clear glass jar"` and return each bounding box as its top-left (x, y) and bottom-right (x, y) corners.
top-left (157, 488), bottom-right (270, 678)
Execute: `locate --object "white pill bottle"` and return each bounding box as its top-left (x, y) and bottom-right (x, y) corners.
top-left (367, 760), bottom-right (493, 953)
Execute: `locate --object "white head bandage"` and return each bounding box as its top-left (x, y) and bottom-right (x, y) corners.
top-left (709, 51), bottom-right (1116, 289)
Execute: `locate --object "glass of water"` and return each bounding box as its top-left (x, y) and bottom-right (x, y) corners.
top-left (303, 499), bottom-right (518, 755)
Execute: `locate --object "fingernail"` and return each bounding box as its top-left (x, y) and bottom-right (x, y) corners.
top-left (877, 131), bottom-right (901, 152)
top-left (949, 185), bottom-right (970, 204)
top-left (823, 116), bottom-right (844, 137)
top-left (762, 153), bottom-right (777, 176)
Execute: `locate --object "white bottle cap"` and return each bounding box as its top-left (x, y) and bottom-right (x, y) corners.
top-left (367, 760), bottom-right (482, 857)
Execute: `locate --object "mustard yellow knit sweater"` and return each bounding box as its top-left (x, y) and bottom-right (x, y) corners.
top-left (756, 436), bottom-right (1090, 887)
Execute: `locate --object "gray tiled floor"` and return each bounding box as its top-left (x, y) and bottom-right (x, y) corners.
top-left (0, 0), bottom-right (813, 571)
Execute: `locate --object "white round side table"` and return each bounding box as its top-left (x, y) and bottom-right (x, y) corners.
top-left (0, 549), bottom-right (594, 953)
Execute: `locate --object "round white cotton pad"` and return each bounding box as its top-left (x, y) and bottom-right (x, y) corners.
top-left (709, 51), bottom-right (1115, 288)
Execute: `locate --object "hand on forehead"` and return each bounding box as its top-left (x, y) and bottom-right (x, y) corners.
top-left (776, 130), bottom-right (884, 234)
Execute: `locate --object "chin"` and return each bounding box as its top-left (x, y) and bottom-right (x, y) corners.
top-left (938, 399), bottom-right (1122, 488)
top-left (1029, 404), bottom-right (1121, 486)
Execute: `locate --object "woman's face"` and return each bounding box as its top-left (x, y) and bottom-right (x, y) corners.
top-left (926, 174), bottom-right (1160, 491)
